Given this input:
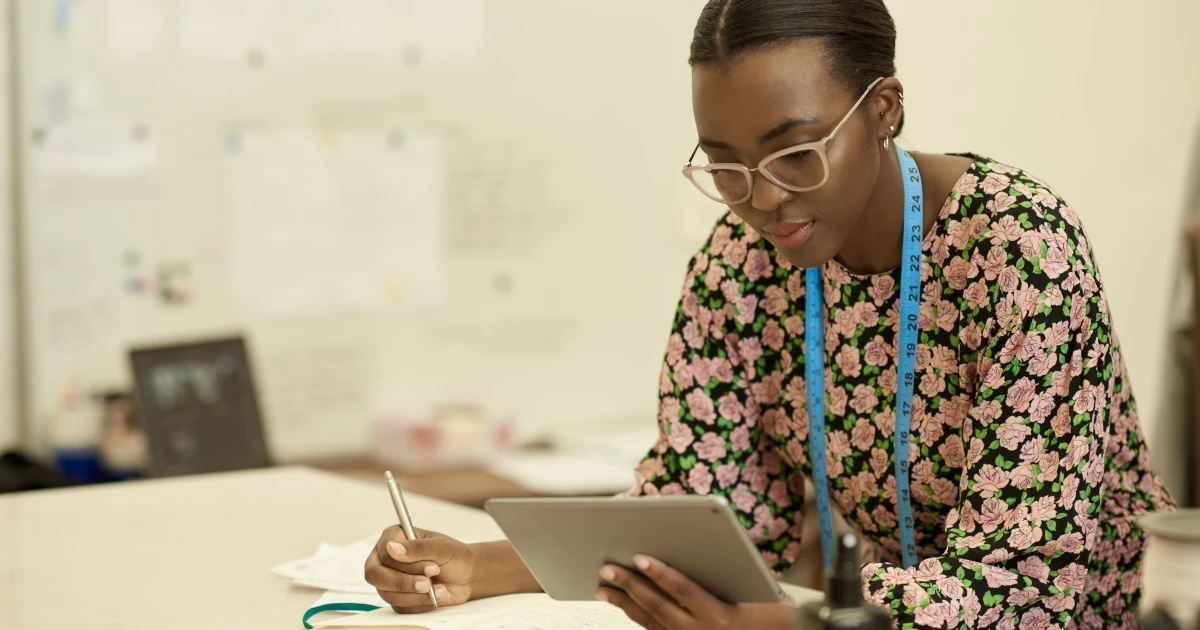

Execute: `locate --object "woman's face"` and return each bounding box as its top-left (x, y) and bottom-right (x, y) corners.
top-left (691, 40), bottom-right (885, 269)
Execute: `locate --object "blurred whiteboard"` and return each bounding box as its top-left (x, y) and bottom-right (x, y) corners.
top-left (226, 128), bottom-right (445, 314)
top-left (16, 0), bottom-right (702, 458)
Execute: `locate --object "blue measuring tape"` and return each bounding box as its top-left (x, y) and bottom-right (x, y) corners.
top-left (806, 145), bottom-right (921, 572)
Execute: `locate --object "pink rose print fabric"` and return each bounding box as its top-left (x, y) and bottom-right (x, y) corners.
top-left (624, 156), bottom-right (1176, 629)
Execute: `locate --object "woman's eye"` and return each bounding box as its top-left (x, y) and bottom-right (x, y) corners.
top-left (780, 150), bottom-right (814, 163)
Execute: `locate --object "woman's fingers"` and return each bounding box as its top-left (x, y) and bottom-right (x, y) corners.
top-left (597, 586), bottom-right (663, 630)
top-left (364, 560), bottom-right (437, 594)
top-left (372, 526), bottom-right (447, 576)
top-left (379, 550), bottom-right (442, 577)
top-left (377, 585), bottom-right (451, 612)
top-left (598, 563), bottom-right (692, 629)
top-left (633, 555), bottom-right (727, 622)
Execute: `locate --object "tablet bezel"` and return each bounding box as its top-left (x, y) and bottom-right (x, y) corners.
top-left (484, 495), bottom-right (787, 603)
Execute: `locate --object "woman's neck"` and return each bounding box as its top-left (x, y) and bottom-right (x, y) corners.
top-left (834, 149), bottom-right (907, 276)
top-left (833, 150), bottom-right (961, 276)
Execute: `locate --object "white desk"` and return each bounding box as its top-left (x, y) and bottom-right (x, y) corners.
top-left (0, 466), bottom-right (820, 629)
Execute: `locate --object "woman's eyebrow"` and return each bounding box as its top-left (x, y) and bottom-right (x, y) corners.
top-left (697, 137), bottom-right (732, 151)
top-left (697, 114), bottom-right (822, 152)
top-left (759, 115), bottom-right (822, 144)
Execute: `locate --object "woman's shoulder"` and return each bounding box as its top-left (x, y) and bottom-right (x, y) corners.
top-left (934, 154), bottom-right (1098, 281)
top-left (945, 154), bottom-right (1084, 233)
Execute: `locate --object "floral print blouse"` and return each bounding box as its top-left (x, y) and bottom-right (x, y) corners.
top-left (625, 155), bottom-right (1176, 629)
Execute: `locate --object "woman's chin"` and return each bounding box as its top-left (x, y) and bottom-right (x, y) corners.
top-left (776, 244), bottom-right (834, 271)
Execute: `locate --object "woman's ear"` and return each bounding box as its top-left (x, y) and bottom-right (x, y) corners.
top-left (872, 77), bottom-right (905, 143)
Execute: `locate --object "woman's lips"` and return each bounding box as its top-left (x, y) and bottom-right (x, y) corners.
top-left (761, 221), bottom-right (815, 248)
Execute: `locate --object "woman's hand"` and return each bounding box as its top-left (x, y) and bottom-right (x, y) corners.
top-left (596, 555), bottom-right (796, 630)
top-left (364, 526), bottom-right (478, 613)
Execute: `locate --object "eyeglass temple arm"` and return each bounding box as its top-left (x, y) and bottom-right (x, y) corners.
top-left (823, 76), bottom-right (887, 145)
top-left (686, 143), bottom-right (700, 165)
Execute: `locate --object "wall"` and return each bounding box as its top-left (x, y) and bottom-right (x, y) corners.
top-left (14, 0), bottom-right (705, 458)
top-left (0, 0), bottom-right (19, 452)
top-left (889, 1), bottom-right (1200, 498)
top-left (9, 1), bottom-right (1199, 493)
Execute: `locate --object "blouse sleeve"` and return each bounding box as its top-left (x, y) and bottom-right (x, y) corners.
top-left (862, 196), bottom-right (1110, 628)
top-left (622, 213), bottom-right (812, 577)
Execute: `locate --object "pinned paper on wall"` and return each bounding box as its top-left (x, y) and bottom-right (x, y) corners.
top-left (178, 0), bottom-right (322, 63)
top-left (51, 0), bottom-right (102, 50)
top-left (34, 121), bottom-right (159, 175)
top-left (104, 0), bottom-right (170, 59)
top-left (46, 298), bottom-right (113, 354)
top-left (444, 136), bottom-right (560, 256)
top-left (255, 342), bottom-right (372, 452)
top-left (226, 127), bottom-right (445, 314)
top-left (39, 78), bottom-right (100, 125)
top-left (32, 237), bottom-right (117, 355)
top-left (178, 0), bottom-right (485, 64)
top-left (410, 0), bottom-right (486, 64)
top-left (122, 250), bottom-right (194, 306)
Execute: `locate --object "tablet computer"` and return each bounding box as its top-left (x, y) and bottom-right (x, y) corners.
top-left (484, 495), bottom-right (786, 603)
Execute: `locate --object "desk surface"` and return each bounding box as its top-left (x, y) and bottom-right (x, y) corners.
top-left (303, 458), bottom-right (542, 508)
top-left (0, 466), bottom-right (505, 630)
top-left (0, 466), bottom-right (820, 629)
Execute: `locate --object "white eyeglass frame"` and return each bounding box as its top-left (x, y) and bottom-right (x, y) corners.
top-left (682, 76), bottom-right (888, 204)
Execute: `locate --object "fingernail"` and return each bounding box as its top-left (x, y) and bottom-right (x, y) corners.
top-left (415, 580), bottom-right (429, 591)
top-left (435, 586), bottom-right (448, 599)
top-left (634, 555), bottom-right (650, 571)
top-left (424, 564), bottom-right (441, 577)
top-left (387, 542), bottom-right (406, 558)
top-left (596, 590), bottom-right (608, 602)
top-left (600, 567), bottom-right (615, 581)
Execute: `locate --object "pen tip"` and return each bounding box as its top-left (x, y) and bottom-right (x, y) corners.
top-left (385, 470), bottom-right (395, 482)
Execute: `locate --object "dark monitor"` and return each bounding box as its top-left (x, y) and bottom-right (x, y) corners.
top-left (129, 337), bottom-right (271, 477)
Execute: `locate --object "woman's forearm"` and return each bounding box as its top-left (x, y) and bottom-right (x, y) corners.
top-left (469, 540), bottom-right (543, 599)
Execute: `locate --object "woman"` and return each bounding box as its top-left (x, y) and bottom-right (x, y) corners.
top-left (364, 1), bottom-right (1176, 628)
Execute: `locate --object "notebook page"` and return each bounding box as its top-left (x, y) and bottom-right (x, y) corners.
top-left (477, 600), bottom-right (642, 629)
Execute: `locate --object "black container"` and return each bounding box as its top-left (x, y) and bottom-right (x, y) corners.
top-left (795, 532), bottom-right (892, 630)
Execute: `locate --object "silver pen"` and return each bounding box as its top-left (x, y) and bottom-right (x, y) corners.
top-left (385, 470), bottom-right (439, 607)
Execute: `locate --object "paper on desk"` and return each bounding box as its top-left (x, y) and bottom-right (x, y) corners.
top-left (273, 537), bottom-right (378, 594)
top-left (277, 525), bottom-right (504, 596)
top-left (313, 593), bottom-right (640, 629)
top-left (273, 542), bottom-right (343, 579)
